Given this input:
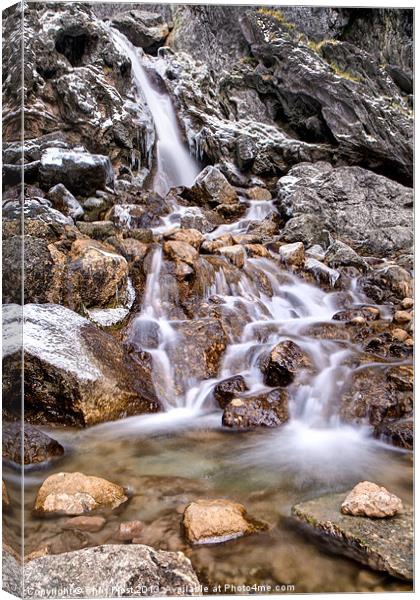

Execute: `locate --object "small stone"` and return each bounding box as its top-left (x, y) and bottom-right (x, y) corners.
top-left (116, 520), bottom-right (144, 541)
top-left (351, 316), bottom-right (366, 325)
top-left (392, 328), bottom-right (409, 342)
top-left (394, 310), bottom-right (412, 323)
top-left (278, 242), bottom-right (305, 268)
top-left (401, 297), bottom-right (414, 310)
top-left (341, 481), bottom-right (403, 518)
top-left (182, 499), bottom-right (260, 544)
top-left (62, 516), bottom-right (106, 532)
top-left (34, 472), bottom-right (128, 516)
top-left (405, 338), bottom-right (414, 347)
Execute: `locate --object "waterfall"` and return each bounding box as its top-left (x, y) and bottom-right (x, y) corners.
top-left (108, 27), bottom-right (200, 195)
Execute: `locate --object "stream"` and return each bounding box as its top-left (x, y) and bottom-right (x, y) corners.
top-left (4, 27), bottom-right (412, 594)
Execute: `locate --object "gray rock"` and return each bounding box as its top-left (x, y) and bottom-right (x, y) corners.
top-left (112, 10), bottom-right (169, 54)
top-left (40, 149), bottom-right (114, 197)
top-left (23, 545), bottom-right (201, 596)
top-left (324, 240), bottom-right (369, 272)
top-left (292, 492), bottom-right (413, 580)
top-left (279, 163), bottom-right (413, 258)
top-left (47, 184), bottom-right (84, 219)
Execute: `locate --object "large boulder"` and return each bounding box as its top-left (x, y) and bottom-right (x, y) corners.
top-left (182, 499), bottom-right (262, 545)
top-left (213, 375), bottom-right (248, 408)
top-left (22, 545), bottom-right (201, 596)
top-left (278, 163), bottom-right (413, 258)
top-left (2, 304), bottom-right (160, 426)
top-left (292, 492), bottom-right (413, 580)
top-left (222, 388), bottom-right (289, 429)
top-left (185, 166), bottom-right (239, 208)
top-left (34, 472), bottom-right (127, 515)
top-left (111, 10), bottom-right (169, 53)
top-left (3, 422), bottom-right (64, 466)
top-left (39, 149), bottom-right (114, 197)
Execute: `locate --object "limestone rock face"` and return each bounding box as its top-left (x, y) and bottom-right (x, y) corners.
top-left (292, 492), bottom-right (413, 580)
top-left (34, 472), bottom-right (128, 515)
top-left (2, 422), bottom-right (64, 466)
top-left (182, 499), bottom-right (259, 544)
top-left (278, 163), bottom-right (413, 258)
top-left (2, 304), bottom-right (159, 426)
top-left (341, 481), bottom-right (403, 518)
top-left (23, 545), bottom-right (201, 596)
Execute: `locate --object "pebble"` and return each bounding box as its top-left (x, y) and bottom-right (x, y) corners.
top-left (116, 520), bottom-right (144, 541)
top-left (392, 328), bottom-right (409, 342)
top-left (401, 297), bottom-right (414, 310)
top-left (394, 310), bottom-right (412, 323)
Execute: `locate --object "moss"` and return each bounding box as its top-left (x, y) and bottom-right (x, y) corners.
top-left (307, 39), bottom-right (338, 53)
top-left (257, 7), bottom-right (295, 30)
top-left (329, 62), bottom-right (362, 83)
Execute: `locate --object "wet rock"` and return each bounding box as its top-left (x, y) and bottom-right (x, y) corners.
top-left (62, 516), bottom-right (106, 532)
top-left (2, 422), bottom-right (64, 466)
top-left (341, 481), bottom-right (403, 518)
top-left (333, 307), bottom-right (379, 322)
top-left (401, 297), bottom-right (414, 310)
top-left (391, 328), bottom-right (409, 343)
top-left (278, 242), bottom-right (305, 268)
top-left (244, 243), bottom-right (269, 258)
top-left (164, 228), bottom-right (204, 250)
top-left (34, 472), bottom-right (128, 515)
top-left (186, 166), bottom-right (238, 208)
top-left (292, 493), bottom-right (413, 580)
top-left (3, 304), bottom-right (159, 426)
top-left (374, 418), bottom-right (413, 450)
top-left (358, 264), bottom-right (413, 303)
top-left (324, 240), bottom-right (369, 272)
top-left (217, 245), bottom-right (246, 268)
top-left (3, 480), bottom-right (10, 508)
top-left (222, 388), bottom-right (289, 429)
top-left (68, 239), bottom-right (129, 310)
top-left (116, 520), bottom-right (144, 541)
top-left (170, 318), bottom-right (228, 387)
top-left (393, 310), bottom-right (412, 324)
top-left (261, 340), bottom-right (311, 387)
top-left (23, 545), bottom-right (201, 596)
top-left (47, 184), bottom-right (84, 219)
top-left (213, 375), bottom-right (248, 409)
top-left (40, 148), bottom-right (114, 196)
top-left (340, 365), bottom-right (413, 429)
top-left (112, 10), bottom-right (169, 53)
top-left (279, 164), bottom-right (413, 258)
top-left (163, 240), bottom-right (198, 267)
top-left (304, 258), bottom-right (340, 287)
top-left (180, 210), bottom-right (214, 234)
top-left (183, 499), bottom-right (260, 545)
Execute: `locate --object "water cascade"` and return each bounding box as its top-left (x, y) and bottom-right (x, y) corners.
top-left (109, 27), bottom-right (200, 195)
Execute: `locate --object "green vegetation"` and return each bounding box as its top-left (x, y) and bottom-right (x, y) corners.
top-left (329, 62), bottom-right (362, 83)
top-left (257, 7), bottom-right (295, 30)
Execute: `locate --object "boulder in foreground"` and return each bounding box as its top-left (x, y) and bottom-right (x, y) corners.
top-left (22, 545), bottom-right (201, 596)
top-left (341, 481), bottom-right (403, 518)
top-left (182, 498), bottom-right (264, 545)
top-left (34, 472), bottom-right (127, 515)
top-left (292, 492), bottom-right (413, 580)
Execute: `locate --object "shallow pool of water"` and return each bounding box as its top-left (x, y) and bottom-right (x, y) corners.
top-left (3, 413), bottom-right (413, 593)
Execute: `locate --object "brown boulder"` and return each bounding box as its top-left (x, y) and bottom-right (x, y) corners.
top-left (278, 242), bottom-right (305, 268)
top-left (3, 422), bottom-right (64, 465)
top-left (3, 304), bottom-right (159, 426)
top-left (163, 240), bottom-right (199, 267)
top-left (261, 340), bottom-right (311, 387)
top-left (182, 499), bottom-right (261, 544)
top-left (222, 388), bottom-right (289, 429)
top-left (341, 481), bottom-right (403, 518)
top-left (34, 472), bottom-right (128, 516)
top-left (165, 228), bottom-right (204, 250)
top-left (217, 245), bottom-right (246, 268)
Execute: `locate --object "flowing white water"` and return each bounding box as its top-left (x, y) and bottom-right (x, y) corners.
top-left (109, 27), bottom-right (200, 195)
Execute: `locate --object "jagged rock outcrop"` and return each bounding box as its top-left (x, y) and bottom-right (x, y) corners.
top-left (277, 162), bottom-right (413, 258)
top-left (111, 10), bottom-right (169, 54)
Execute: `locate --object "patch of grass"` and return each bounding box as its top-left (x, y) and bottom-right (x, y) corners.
top-left (307, 39), bottom-right (338, 53)
top-left (329, 62), bottom-right (362, 83)
top-left (257, 7), bottom-right (295, 30)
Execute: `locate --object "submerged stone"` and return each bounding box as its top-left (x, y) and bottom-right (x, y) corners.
top-left (292, 492), bottom-right (413, 580)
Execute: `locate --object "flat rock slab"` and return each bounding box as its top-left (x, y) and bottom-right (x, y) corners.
top-left (292, 493), bottom-right (413, 581)
top-left (22, 545), bottom-right (201, 597)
